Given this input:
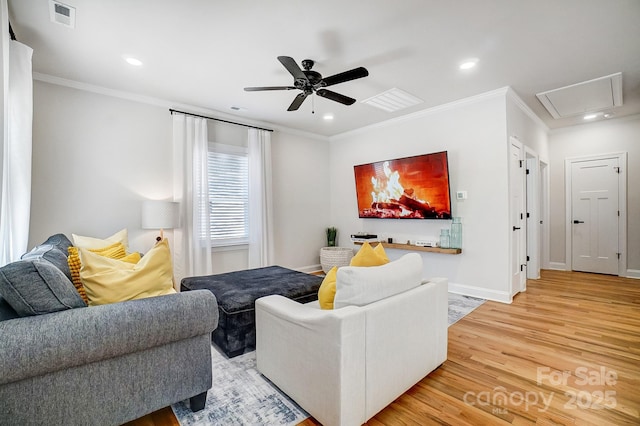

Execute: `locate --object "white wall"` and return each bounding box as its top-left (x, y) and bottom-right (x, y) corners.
top-left (506, 89), bottom-right (549, 161)
top-left (272, 131), bottom-right (330, 270)
top-left (548, 114), bottom-right (640, 275)
top-left (31, 81), bottom-right (174, 253)
top-left (329, 90), bottom-right (514, 302)
top-left (29, 80), bottom-right (330, 272)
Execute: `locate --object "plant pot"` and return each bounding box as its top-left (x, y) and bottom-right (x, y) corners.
top-left (319, 247), bottom-right (353, 273)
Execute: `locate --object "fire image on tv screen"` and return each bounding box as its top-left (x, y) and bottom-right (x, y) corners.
top-left (353, 151), bottom-right (451, 219)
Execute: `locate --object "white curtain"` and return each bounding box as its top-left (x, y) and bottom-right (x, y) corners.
top-left (0, 40), bottom-right (33, 266)
top-left (172, 113), bottom-right (212, 282)
top-left (247, 128), bottom-right (274, 268)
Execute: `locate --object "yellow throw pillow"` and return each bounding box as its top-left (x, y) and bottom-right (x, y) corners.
top-left (67, 242), bottom-right (133, 303)
top-left (67, 247), bottom-right (88, 303)
top-left (79, 239), bottom-right (175, 306)
top-left (373, 243), bottom-right (389, 263)
top-left (350, 242), bottom-right (389, 267)
top-left (318, 266), bottom-right (338, 310)
top-left (72, 228), bottom-right (128, 250)
top-left (120, 252), bottom-right (142, 264)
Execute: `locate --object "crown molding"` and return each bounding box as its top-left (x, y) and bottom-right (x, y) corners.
top-left (330, 87), bottom-right (512, 141)
top-left (32, 72), bottom-right (328, 141)
top-left (505, 87), bottom-right (549, 131)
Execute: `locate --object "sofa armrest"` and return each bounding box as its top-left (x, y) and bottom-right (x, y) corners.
top-left (0, 289), bottom-right (217, 385)
top-left (255, 295), bottom-right (366, 426)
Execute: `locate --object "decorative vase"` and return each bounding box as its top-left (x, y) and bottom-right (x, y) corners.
top-left (450, 217), bottom-right (462, 249)
top-left (439, 229), bottom-right (450, 249)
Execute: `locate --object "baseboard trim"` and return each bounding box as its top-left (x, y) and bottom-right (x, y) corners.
top-left (295, 264), bottom-right (322, 274)
top-left (448, 282), bottom-right (512, 304)
top-left (549, 262), bottom-right (567, 271)
top-left (626, 269), bottom-right (640, 279)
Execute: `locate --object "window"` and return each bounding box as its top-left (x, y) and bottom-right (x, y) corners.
top-left (207, 143), bottom-right (249, 246)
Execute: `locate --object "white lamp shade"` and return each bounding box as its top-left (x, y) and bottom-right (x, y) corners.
top-left (141, 201), bottom-right (179, 229)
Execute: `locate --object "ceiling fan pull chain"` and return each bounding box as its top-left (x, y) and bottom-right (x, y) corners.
top-left (312, 93), bottom-right (315, 114)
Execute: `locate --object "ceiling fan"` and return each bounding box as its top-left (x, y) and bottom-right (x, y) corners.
top-left (244, 56), bottom-right (369, 111)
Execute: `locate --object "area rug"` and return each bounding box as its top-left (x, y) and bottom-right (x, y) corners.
top-left (447, 293), bottom-right (485, 325)
top-left (172, 293), bottom-right (485, 425)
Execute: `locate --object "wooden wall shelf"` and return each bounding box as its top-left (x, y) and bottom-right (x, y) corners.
top-left (354, 241), bottom-right (462, 254)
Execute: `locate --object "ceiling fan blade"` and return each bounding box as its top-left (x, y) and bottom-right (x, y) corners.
top-left (244, 86), bottom-right (296, 91)
top-left (316, 89), bottom-right (356, 105)
top-left (288, 92), bottom-right (308, 111)
top-left (321, 67), bottom-right (369, 87)
top-left (278, 56), bottom-right (308, 82)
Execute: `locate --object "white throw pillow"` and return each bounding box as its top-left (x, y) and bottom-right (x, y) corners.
top-left (333, 253), bottom-right (423, 309)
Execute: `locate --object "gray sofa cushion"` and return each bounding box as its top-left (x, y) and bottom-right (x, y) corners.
top-left (0, 297), bottom-right (19, 321)
top-left (0, 259), bottom-right (86, 317)
top-left (21, 233), bottom-right (74, 281)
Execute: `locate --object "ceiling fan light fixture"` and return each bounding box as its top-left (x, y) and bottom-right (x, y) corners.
top-left (244, 56), bottom-right (368, 112)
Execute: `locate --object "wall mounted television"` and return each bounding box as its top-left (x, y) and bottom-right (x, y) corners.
top-left (353, 151), bottom-right (451, 219)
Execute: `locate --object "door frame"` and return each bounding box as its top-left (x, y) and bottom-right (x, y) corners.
top-left (509, 137), bottom-right (527, 296)
top-left (564, 152), bottom-right (627, 276)
top-left (525, 148), bottom-right (540, 280)
top-left (539, 160), bottom-right (550, 270)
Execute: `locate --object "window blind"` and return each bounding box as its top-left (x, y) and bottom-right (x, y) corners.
top-left (207, 146), bottom-right (249, 245)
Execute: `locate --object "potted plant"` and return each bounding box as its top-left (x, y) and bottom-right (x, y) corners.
top-left (320, 227), bottom-right (352, 273)
top-left (326, 227), bottom-right (337, 247)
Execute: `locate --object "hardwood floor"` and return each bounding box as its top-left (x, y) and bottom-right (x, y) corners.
top-left (129, 270), bottom-right (640, 425)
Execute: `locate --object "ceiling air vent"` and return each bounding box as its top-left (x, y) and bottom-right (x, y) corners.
top-left (536, 73), bottom-right (622, 119)
top-left (49, 1), bottom-right (76, 29)
top-left (362, 88), bottom-right (424, 112)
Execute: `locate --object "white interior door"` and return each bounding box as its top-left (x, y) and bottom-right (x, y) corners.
top-left (570, 158), bottom-right (619, 275)
top-left (510, 139), bottom-right (526, 296)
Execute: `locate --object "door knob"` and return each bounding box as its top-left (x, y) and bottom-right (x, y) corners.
top-left (573, 220), bottom-right (585, 224)
top-left (513, 226), bottom-right (521, 231)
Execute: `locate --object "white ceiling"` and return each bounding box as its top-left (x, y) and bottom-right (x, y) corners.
top-left (8, 0), bottom-right (640, 137)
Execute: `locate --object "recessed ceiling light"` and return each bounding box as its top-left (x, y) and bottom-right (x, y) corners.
top-left (583, 113), bottom-right (599, 120)
top-left (459, 58), bottom-right (478, 70)
top-left (124, 56), bottom-right (143, 67)
top-left (323, 114), bottom-right (334, 121)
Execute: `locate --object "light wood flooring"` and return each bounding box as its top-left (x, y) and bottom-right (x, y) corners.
top-left (128, 270), bottom-right (640, 425)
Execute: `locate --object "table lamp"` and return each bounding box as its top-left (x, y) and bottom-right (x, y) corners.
top-left (141, 200), bottom-right (179, 242)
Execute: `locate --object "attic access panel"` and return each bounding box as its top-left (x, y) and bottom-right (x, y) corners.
top-left (536, 73), bottom-right (622, 119)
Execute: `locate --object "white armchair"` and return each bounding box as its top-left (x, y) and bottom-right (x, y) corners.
top-left (255, 254), bottom-right (448, 426)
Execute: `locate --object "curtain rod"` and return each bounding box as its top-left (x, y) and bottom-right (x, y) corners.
top-left (169, 109), bottom-right (273, 132)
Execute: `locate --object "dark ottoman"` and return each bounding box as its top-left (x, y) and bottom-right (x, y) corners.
top-left (181, 266), bottom-right (322, 358)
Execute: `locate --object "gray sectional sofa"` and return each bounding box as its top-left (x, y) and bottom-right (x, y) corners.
top-left (0, 234), bottom-right (218, 426)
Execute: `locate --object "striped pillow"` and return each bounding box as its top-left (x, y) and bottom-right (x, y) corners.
top-left (67, 242), bottom-right (139, 303)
